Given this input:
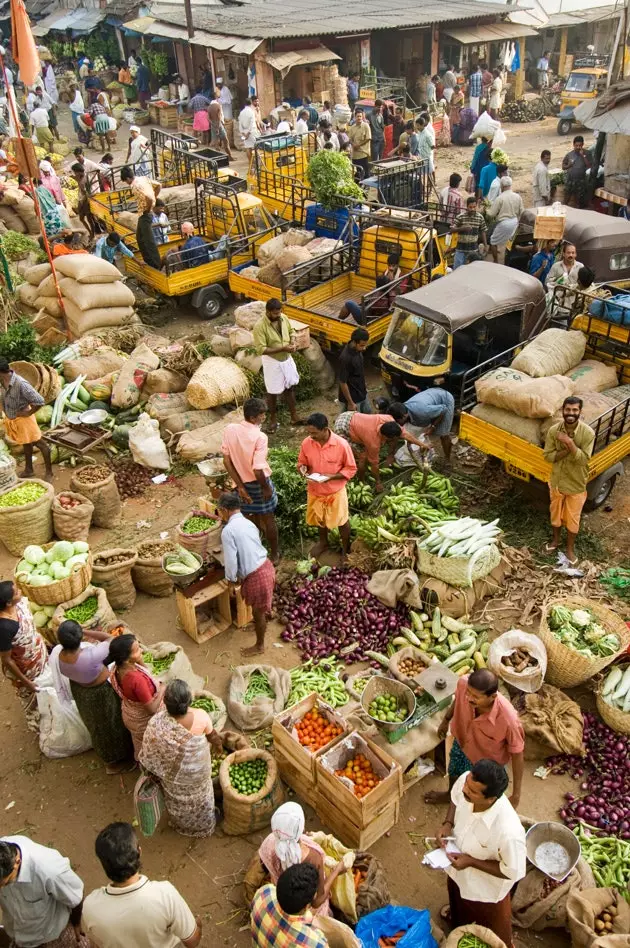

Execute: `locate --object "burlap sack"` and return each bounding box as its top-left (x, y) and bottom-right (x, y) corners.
top-left (17, 283), bottom-right (39, 307)
top-left (512, 684), bottom-right (584, 757)
top-left (111, 343), bottom-right (160, 409)
top-left (0, 206), bottom-right (27, 232)
top-left (62, 348), bottom-right (125, 383)
top-left (25, 263), bottom-right (52, 286)
top-left (38, 274), bottom-right (59, 297)
top-left (511, 859), bottom-right (595, 931)
top-left (308, 237), bottom-right (341, 257)
top-left (92, 548), bottom-right (138, 611)
top-left (314, 917), bottom-right (361, 948)
top-left (235, 350), bottom-right (262, 373)
top-left (143, 641), bottom-right (204, 692)
top-left (488, 630), bottom-right (547, 693)
top-left (84, 372), bottom-right (118, 396)
top-left (541, 392), bottom-right (618, 441)
top-left (592, 938), bottom-right (630, 948)
top-left (160, 409), bottom-right (223, 437)
top-left (367, 569), bottom-right (421, 608)
top-left (70, 469), bottom-right (121, 528)
top-left (54, 254), bottom-right (121, 283)
top-left (132, 538), bottom-right (177, 598)
top-left (257, 261), bottom-right (283, 287)
top-left (15, 199), bottom-right (40, 234)
top-left (276, 245), bottom-right (312, 273)
top-left (209, 334), bottom-right (233, 357)
top-left (115, 210), bottom-right (138, 232)
top-left (511, 329), bottom-right (586, 378)
top-left (52, 584), bottom-right (116, 634)
top-left (235, 301), bottom-right (266, 331)
top-left (227, 665), bottom-right (292, 731)
top-left (35, 297), bottom-right (63, 318)
top-left (60, 277), bottom-right (135, 312)
top-left (214, 729), bottom-right (250, 795)
top-left (388, 646), bottom-right (431, 683)
top-left (470, 403), bottom-right (543, 445)
top-left (567, 360), bottom-right (619, 394)
top-left (159, 183), bottom-right (196, 205)
top-left (257, 232), bottom-right (287, 266)
top-left (65, 301), bottom-right (135, 336)
top-left (354, 852), bottom-right (391, 921)
top-left (219, 748), bottom-right (284, 835)
top-left (176, 409), bottom-right (244, 462)
top-left (229, 327), bottom-right (254, 352)
top-left (0, 187), bottom-right (24, 206)
top-left (143, 369), bottom-right (188, 397)
top-left (243, 852), bottom-right (269, 904)
top-left (52, 492), bottom-right (94, 542)
top-left (147, 392), bottom-right (190, 421)
top-left (567, 888), bottom-right (630, 948)
top-left (444, 924), bottom-right (507, 948)
top-left (476, 368), bottom-right (574, 419)
top-left (284, 229), bottom-right (315, 248)
top-left (0, 479), bottom-right (54, 557)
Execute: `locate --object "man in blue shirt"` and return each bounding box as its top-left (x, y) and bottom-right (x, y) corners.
top-left (179, 221), bottom-right (210, 268)
top-left (529, 239), bottom-right (557, 284)
top-left (135, 56), bottom-right (151, 109)
top-left (303, 96), bottom-right (319, 130)
top-left (468, 64), bottom-right (482, 113)
top-left (389, 388), bottom-right (456, 461)
top-left (94, 232), bottom-right (134, 265)
top-left (347, 74), bottom-right (359, 110)
top-left (477, 158), bottom-right (498, 199)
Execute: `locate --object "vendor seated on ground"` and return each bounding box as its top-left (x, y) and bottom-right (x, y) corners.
top-left (333, 411), bottom-right (428, 492)
top-left (51, 229), bottom-right (87, 257)
top-left (339, 253), bottom-right (402, 324)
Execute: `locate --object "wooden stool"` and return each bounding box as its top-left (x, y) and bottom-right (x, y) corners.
top-left (176, 569), bottom-right (231, 645)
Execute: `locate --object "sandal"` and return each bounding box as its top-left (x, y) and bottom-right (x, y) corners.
top-left (544, 543), bottom-right (558, 553)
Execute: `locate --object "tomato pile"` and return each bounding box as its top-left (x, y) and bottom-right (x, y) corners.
top-left (295, 709), bottom-right (343, 752)
top-left (335, 753), bottom-right (382, 798)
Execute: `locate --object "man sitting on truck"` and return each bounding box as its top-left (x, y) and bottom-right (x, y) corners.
top-left (543, 395), bottom-right (595, 565)
top-left (179, 221), bottom-right (211, 268)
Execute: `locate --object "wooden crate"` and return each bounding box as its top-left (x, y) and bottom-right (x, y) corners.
top-left (316, 732), bottom-right (402, 830)
top-left (159, 105), bottom-right (179, 129)
top-left (148, 104), bottom-right (160, 125)
top-left (176, 572), bottom-right (231, 644)
top-left (275, 746), bottom-right (320, 808)
top-left (533, 209), bottom-right (566, 239)
top-left (272, 693), bottom-right (350, 779)
top-left (289, 318), bottom-right (311, 350)
top-left (317, 791), bottom-right (399, 849)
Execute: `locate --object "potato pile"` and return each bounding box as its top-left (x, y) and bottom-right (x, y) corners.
top-left (594, 903), bottom-right (618, 934)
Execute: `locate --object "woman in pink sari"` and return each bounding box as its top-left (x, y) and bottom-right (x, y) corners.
top-left (0, 581), bottom-right (48, 731)
top-left (259, 802), bottom-right (348, 916)
top-left (108, 634), bottom-right (164, 758)
top-left (39, 159), bottom-right (64, 204)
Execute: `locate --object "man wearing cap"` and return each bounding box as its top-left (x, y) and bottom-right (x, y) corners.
top-left (216, 78), bottom-right (233, 121)
top-left (0, 361), bottom-right (52, 479)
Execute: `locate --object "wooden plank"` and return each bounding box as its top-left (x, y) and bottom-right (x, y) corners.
top-left (316, 793), bottom-right (399, 849)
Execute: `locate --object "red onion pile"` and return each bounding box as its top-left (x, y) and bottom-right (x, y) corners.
top-left (548, 712), bottom-right (630, 838)
top-left (275, 567), bottom-right (409, 664)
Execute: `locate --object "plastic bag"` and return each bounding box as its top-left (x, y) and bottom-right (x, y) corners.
top-left (492, 126), bottom-right (507, 147)
top-left (470, 112), bottom-right (501, 140)
top-left (355, 905), bottom-right (437, 948)
top-left (34, 667), bottom-right (92, 759)
top-left (129, 413), bottom-right (170, 470)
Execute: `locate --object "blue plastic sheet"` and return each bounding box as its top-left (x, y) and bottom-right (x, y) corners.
top-left (355, 905), bottom-right (438, 948)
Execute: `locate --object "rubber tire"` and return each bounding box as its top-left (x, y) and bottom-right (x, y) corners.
top-left (557, 118), bottom-right (572, 136)
top-left (584, 473), bottom-right (617, 511)
top-left (196, 291), bottom-right (224, 320)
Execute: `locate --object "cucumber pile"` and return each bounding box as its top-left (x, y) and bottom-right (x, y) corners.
top-left (368, 609), bottom-right (489, 677)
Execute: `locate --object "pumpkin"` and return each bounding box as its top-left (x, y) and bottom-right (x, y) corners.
top-left (89, 384), bottom-right (111, 402)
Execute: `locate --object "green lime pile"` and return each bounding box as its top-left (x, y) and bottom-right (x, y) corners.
top-left (181, 515), bottom-right (216, 535)
top-left (368, 693), bottom-right (409, 723)
top-left (211, 750), bottom-right (227, 778)
top-left (229, 758), bottom-right (268, 795)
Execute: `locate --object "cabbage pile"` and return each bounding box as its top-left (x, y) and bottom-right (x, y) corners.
top-left (16, 541), bottom-right (90, 586)
top-left (28, 601), bottom-right (56, 629)
top-left (548, 605), bottom-right (620, 658)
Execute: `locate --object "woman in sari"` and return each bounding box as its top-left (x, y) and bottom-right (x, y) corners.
top-left (108, 633), bottom-right (164, 759)
top-left (259, 802), bottom-right (349, 916)
top-left (0, 581), bottom-right (48, 731)
top-left (35, 180), bottom-right (64, 237)
top-left (56, 621), bottom-right (134, 774)
top-left (139, 679), bottom-right (221, 838)
top-left (449, 87), bottom-right (465, 144)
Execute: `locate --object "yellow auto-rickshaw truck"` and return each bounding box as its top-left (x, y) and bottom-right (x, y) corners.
top-left (248, 132), bottom-right (318, 224)
top-left (380, 262), bottom-right (546, 401)
top-left (123, 178), bottom-right (282, 319)
top-left (459, 295), bottom-right (630, 509)
top-left (557, 54), bottom-right (610, 136)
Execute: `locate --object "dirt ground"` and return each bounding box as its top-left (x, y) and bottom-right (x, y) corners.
top-left (1, 107), bottom-right (623, 946)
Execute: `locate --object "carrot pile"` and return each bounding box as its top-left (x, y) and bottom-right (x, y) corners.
top-left (378, 934), bottom-right (406, 947)
top-left (295, 709), bottom-right (343, 753)
top-left (353, 867), bottom-right (367, 892)
top-left (335, 753), bottom-right (382, 798)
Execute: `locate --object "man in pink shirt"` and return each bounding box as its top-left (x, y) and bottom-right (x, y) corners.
top-left (334, 411), bottom-right (429, 492)
top-left (297, 412), bottom-right (357, 560)
top-left (426, 669), bottom-right (525, 809)
top-left (221, 398), bottom-right (278, 563)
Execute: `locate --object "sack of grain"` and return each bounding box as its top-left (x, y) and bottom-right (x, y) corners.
top-left (540, 392), bottom-right (619, 442)
top-left (235, 349), bottom-right (262, 373)
top-left (283, 229), bottom-right (315, 248)
top-left (63, 348), bottom-right (125, 383)
top-left (161, 409), bottom-right (223, 436)
top-left (0, 206), bottom-right (27, 232)
top-left (511, 329), bottom-right (586, 378)
top-left (229, 327), bottom-right (254, 352)
top-left (132, 538), bottom-right (177, 597)
top-left (470, 403), bottom-right (543, 445)
top-left (603, 383), bottom-right (630, 404)
top-left (301, 339), bottom-right (327, 370)
top-left (25, 263), bottom-right (52, 286)
top-left (17, 283), bottom-right (40, 307)
top-left (15, 200), bottom-right (41, 234)
top-left (53, 254), bottom-right (121, 283)
top-left (64, 301), bottom-right (135, 337)
top-left (115, 210), bottom-right (138, 232)
top-left (0, 187), bottom-right (24, 206)
top-left (566, 360), bottom-right (619, 394)
top-left (308, 237), bottom-right (341, 257)
top-left (143, 369), bottom-right (188, 397)
top-left (35, 297), bottom-right (63, 318)
top-left (186, 358), bottom-right (249, 409)
top-left (235, 301), bottom-right (266, 330)
top-left (70, 467), bottom-right (121, 528)
top-left (276, 246), bottom-right (312, 273)
top-left (111, 342), bottom-right (160, 409)
top-left (257, 233), bottom-right (288, 266)
top-left (257, 261), bottom-right (283, 287)
top-left (176, 408), bottom-right (243, 461)
top-left (92, 548), bottom-right (138, 612)
top-left (159, 184), bottom-right (196, 206)
top-left (60, 278), bottom-right (135, 312)
top-left (476, 368), bottom-right (574, 418)
top-left (147, 392), bottom-right (190, 421)
top-left (239, 265), bottom-right (260, 282)
top-left (38, 274), bottom-right (59, 298)
top-left (209, 334), bottom-right (233, 357)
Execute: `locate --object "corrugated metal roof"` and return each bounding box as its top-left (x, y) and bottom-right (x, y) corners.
top-left (444, 22), bottom-right (537, 44)
top-left (150, 0), bottom-right (509, 40)
top-left (31, 5), bottom-right (105, 34)
top-left (545, 5), bottom-right (621, 28)
top-left (122, 14), bottom-right (263, 50)
top-left (265, 45), bottom-right (341, 72)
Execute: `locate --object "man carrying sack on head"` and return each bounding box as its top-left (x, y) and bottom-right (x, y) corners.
top-left (0, 360), bottom-right (52, 480)
top-left (543, 395), bottom-right (595, 565)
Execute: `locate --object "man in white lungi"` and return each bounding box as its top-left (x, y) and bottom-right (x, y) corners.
top-left (253, 299), bottom-right (305, 432)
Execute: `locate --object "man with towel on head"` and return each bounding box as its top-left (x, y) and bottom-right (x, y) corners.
top-left (0, 360), bottom-right (52, 480)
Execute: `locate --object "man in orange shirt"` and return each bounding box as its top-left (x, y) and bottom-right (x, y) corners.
top-left (221, 397), bottom-right (279, 563)
top-left (426, 668), bottom-right (525, 809)
top-left (51, 230), bottom-right (88, 257)
top-left (297, 412), bottom-right (357, 560)
top-left (334, 411), bottom-right (428, 492)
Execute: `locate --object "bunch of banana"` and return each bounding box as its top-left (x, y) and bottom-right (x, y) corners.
top-left (347, 481), bottom-right (374, 510)
top-left (411, 471), bottom-right (460, 513)
top-left (349, 514), bottom-right (403, 549)
top-left (381, 483), bottom-right (457, 525)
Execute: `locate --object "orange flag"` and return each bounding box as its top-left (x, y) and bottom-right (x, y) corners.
top-left (10, 0), bottom-right (41, 87)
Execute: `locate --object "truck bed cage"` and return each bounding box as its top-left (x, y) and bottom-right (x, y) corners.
top-left (367, 157), bottom-right (431, 209)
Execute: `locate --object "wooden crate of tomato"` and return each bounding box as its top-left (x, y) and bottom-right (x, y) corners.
top-left (272, 692), bottom-right (349, 780)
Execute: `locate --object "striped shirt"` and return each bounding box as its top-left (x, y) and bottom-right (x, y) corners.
top-left (453, 210), bottom-right (487, 252)
top-left (469, 70), bottom-right (482, 98)
top-left (251, 885), bottom-right (328, 948)
top-left (0, 372), bottom-right (44, 419)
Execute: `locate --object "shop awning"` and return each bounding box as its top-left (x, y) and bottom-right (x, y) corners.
top-left (443, 22), bottom-right (538, 45)
top-left (265, 45), bottom-right (341, 75)
top-left (32, 6), bottom-right (105, 35)
top-left (122, 16), bottom-right (262, 52)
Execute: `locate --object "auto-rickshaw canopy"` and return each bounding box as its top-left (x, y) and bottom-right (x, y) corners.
top-left (393, 261), bottom-right (545, 332)
top-left (520, 208), bottom-right (630, 280)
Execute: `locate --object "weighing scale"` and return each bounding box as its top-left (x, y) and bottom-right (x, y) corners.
top-left (384, 663), bottom-right (458, 744)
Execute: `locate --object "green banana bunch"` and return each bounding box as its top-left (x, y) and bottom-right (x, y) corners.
top-left (347, 481), bottom-right (374, 510)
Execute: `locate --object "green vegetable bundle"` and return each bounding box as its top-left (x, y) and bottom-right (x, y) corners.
top-left (243, 670), bottom-right (275, 705)
top-left (268, 447), bottom-right (309, 545)
top-left (229, 758), bottom-right (268, 795)
top-left (0, 483), bottom-right (47, 508)
top-left (65, 595), bottom-right (98, 623)
top-left (164, 546), bottom-right (200, 576)
top-left (181, 515), bottom-right (215, 535)
top-left (574, 822), bottom-right (630, 893)
top-left (306, 150), bottom-right (364, 208)
top-left (190, 696), bottom-right (217, 714)
top-left (287, 657), bottom-right (349, 709)
top-left (0, 232), bottom-right (41, 261)
top-left (458, 937), bottom-right (490, 948)
top-left (143, 650), bottom-right (177, 674)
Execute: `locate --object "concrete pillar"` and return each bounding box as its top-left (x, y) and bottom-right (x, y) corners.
top-left (431, 27), bottom-right (439, 75)
top-left (515, 38), bottom-right (525, 98)
top-left (558, 28), bottom-right (568, 77)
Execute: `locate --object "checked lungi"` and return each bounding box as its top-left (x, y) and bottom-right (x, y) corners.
top-left (241, 559), bottom-right (276, 612)
top-left (241, 478), bottom-right (278, 516)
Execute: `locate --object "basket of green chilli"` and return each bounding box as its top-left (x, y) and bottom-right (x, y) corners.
top-left (190, 689), bottom-right (227, 730)
top-left (175, 509), bottom-right (222, 558)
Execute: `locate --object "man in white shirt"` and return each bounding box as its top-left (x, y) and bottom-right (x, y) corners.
top-left (83, 822), bottom-right (201, 948)
top-left (238, 98), bottom-right (260, 161)
top-left (175, 74), bottom-right (189, 114)
top-left (442, 65), bottom-right (457, 102)
top-left (69, 84), bottom-right (85, 134)
top-left (0, 835), bottom-right (85, 948)
top-left (537, 51), bottom-right (551, 89)
top-left (295, 109), bottom-right (309, 135)
top-left (216, 77), bottom-right (232, 120)
top-left (545, 241), bottom-right (583, 290)
top-left (532, 148), bottom-right (552, 206)
top-left (436, 759), bottom-right (526, 947)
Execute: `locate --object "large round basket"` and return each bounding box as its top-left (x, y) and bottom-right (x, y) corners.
top-left (15, 543), bottom-right (93, 607)
top-left (9, 361), bottom-right (42, 390)
top-left (538, 596), bottom-right (630, 688)
top-left (0, 479), bottom-right (54, 557)
top-left (596, 664), bottom-right (630, 735)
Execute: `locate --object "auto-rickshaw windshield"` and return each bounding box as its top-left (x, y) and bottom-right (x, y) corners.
top-left (384, 309), bottom-right (448, 365)
top-left (565, 72), bottom-right (596, 93)
top-left (241, 204), bottom-right (269, 234)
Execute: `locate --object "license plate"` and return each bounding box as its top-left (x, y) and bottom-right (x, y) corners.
top-left (381, 370), bottom-right (392, 383)
top-left (505, 462), bottom-right (530, 482)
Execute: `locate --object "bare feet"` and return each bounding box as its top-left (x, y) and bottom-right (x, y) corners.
top-left (310, 542), bottom-right (327, 560)
top-left (424, 790), bottom-right (450, 804)
top-left (241, 644), bottom-right (264, 657)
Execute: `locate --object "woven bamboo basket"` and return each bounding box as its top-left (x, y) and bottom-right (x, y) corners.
top-left (596, 664), bottom-right (630, 735)
top-left (0, 479), bottom-right (54, 557)
top-left (9, 361), bottom-right (42, 390)
top-left (416, 541), bottom-right (501, 588)
top-left (15, 542), bottom-right (93, 607)
top-left (186, 357), bottom-right (249, 409)
top-left (538, 596), bottom-right (630, 688)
